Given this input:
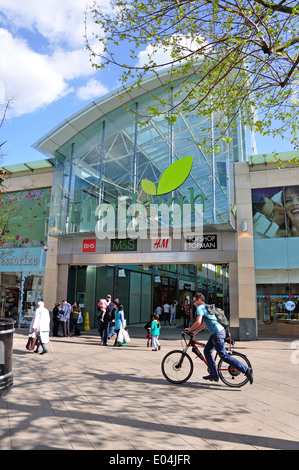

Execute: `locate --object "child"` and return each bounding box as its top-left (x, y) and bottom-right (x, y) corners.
top-left (144, 319), bottom-right (152, 347)
top-left (150, 313), bottom-right (161, 351)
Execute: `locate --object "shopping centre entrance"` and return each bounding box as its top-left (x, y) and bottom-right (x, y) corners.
top-left (67, 263), bottom-right (229, 328)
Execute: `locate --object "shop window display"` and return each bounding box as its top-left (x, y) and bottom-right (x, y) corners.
top-left (257, 293), bottom-right (299, 338)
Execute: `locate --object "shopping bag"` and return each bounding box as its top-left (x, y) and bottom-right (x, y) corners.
top-left (26, 333), bottom-right (37, 351)
top-left (77, 313), bottom-right (83, 324)
top-left (117, 329), bottom-right (124, 345)
top-left (122, 329), bottom-right (130, 343)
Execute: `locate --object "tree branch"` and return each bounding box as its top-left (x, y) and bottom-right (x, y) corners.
top-left (253, 0), bottom-right (298, 15)
top-left (280, 52), bottom-right (299, 87)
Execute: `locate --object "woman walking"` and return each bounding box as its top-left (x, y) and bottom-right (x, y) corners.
top-left (31, 301), bottom-right (50, 355)
top-left (114, 304), bottom-right (125, 346)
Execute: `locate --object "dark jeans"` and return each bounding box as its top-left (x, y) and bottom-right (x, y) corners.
top-left (35, 335), bottom-right (47, 353)
top-left (73, 319), bottom-right (81, 335)
top-left (53, 318), bottom-right (62, 336)
top-left (98, 321), bottom-right (110, 344)
top-left (204, 329), bottom-right (248, 377)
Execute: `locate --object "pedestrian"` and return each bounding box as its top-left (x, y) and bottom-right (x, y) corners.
top-left (170, 300), bottom-right (178, 326)
top-left (156, 305), bottom-right (162, 319)
top-left (163, 301), bottom-right (170, 326)
top-left (151, 313), bottom-right (161, 351)
top-left (108, 298), bottom-right (119, 340)
top-left (31, 301), bottom-right (50, 355)
top-left (114, 303), bottom-right (125, 346)
top-left (101, 294), bottom-right (115, 346)
top-left (97, 298), bottom-right (108, 344)
top-left (186, 292), bottom-right (253, 384)
top-left (72, 301), bottom-right (82, 336)
top-left (144, 318), bottom-right (152, 347)
top-left (60, 299), bottom-right (72, 337)
top-left (182, 299), bottom-right (192, 329)
top-left (52, 302), bottom-right (61, 336)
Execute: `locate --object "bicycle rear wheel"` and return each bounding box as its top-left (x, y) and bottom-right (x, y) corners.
top-left (218, 351), bottom-right (252, 388)
top-left (161, 350), bottom-right (194, 384)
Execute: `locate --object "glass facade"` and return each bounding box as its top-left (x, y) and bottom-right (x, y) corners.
top-left (66, 263), bottom-right (229, 328)
top-left (252, 186), bottom-right (299, 337)
top-left (49, 77), bottom-right (246, 237)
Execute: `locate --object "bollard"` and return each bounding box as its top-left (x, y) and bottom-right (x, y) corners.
top-left (84, 311), bottom-right (90, 331)
top-left (0, 318), bottom-right (15, 397)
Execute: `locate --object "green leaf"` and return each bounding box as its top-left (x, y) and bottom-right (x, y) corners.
top-left (156, 156), bottom-right (193, 195)
top-left (141, 179), bottom-right (156, 195)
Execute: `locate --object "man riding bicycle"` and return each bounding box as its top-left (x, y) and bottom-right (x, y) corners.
top-left (185, 293), bottom-right (253, 384)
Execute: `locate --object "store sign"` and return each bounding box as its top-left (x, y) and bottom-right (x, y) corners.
top-left (185, 234), bottom-right (217, 250)
top-left (0, 248), bottom-right (46, 272)
top-left (151, 238), bottom-right (171, 251)
top-left (0, 251), bottom-right (38, 266)
top-left (82, 239), bottom-right (96, 253)
top-left (110, 239), bottom-right (137, 252)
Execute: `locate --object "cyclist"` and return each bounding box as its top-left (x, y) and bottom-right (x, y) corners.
top-left (185, 293), bottom-right (253, 384)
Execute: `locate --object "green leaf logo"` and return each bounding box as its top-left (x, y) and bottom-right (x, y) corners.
top-left (141, 156), bottom-right (193, 196)
top-left (140, 178), bottom-right (157, 196)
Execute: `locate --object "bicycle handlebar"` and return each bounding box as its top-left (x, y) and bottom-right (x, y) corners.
top-left (182, 329), bottom-right (235, 346)
top-left (182, 330), bottom-right (194, 338)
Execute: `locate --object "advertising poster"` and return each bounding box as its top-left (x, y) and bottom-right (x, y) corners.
top-left (252, 185), bottom-right (299, 239)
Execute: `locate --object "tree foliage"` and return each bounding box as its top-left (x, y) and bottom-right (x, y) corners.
top-left (0, 98), bottom-right (14, 253)
top-left (86, 0), bottom-right (299, 151)
top-left (0, 99), bottom-right (11, 161)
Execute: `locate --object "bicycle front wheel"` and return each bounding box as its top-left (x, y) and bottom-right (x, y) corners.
top-left (218, 351), bottom-right (252, 388)
top-left (161, 350), bottom-right (194, 384)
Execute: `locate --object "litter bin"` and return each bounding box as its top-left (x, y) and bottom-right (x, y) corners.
top-left (0, 318), bottom-right (15, 397)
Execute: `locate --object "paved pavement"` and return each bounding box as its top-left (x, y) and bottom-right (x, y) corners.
top-left (1, 322), bottom-right (299, 452)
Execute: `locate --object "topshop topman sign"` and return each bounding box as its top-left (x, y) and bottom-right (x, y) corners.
top-left (185, 234), bottom-right (217, 250)
top-left (95, 156), bottom-right (204, 241)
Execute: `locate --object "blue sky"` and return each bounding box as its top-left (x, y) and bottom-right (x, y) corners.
top-left (0, 0), bottom-right (296, 167)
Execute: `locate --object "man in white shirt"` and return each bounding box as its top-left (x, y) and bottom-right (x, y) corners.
top-left (156, 306), bottom-right (162, 317)
top-left (163, 302), bottom-right (170, 326)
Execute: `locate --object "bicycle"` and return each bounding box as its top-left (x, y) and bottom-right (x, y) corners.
top-left (161, 330), bottom-right (252, 388)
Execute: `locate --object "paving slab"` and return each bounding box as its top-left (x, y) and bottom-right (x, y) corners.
top-left (0, 326), bottom-right (299, 452)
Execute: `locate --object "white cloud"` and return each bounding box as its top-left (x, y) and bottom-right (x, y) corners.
top-left (77, 79), bottom-right (109, 101)
top-left (0, 29), bottom-right (71, 116)
top-left (0, 1), bottom-right (108, 116)
top-left (49, 48), bottom-right (94, 80)
top-left (0, 0), bottom-right (102, 49)
top-left (137, 35), bottom-right (208, 68)
top-left (0, 81), bottom-right (5, 104)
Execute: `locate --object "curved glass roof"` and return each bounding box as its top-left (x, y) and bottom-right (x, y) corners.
top-left (36, 70), bottom-right (245, 236)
